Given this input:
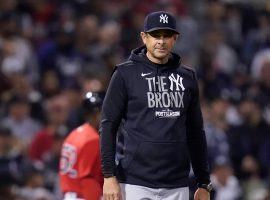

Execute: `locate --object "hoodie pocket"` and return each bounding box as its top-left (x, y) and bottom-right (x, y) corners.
top-left (126, 141), bottom-right (190, 183)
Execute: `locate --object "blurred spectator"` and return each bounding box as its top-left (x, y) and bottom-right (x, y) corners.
top-left (5, 73), bottom-right (41, 103)
top-left (75, 15), bottom-right (110, 79)
top-left (97, 21), bottom-right (124, 75)
top-left (37, 23), bottom-right (81, 86)
top-left (4, 72), bottom-right (44, 122)
top-left (241, 155), bottom-right (268, 200)
top-left (228, 98), bottom-right (270, 177)
top-left (0, 126), bottom-right (24, 183)
top-left (224, 3), bottom-right (243, 51)
top-left (40, 70), bottom-right (61, 99)
top-left (0, 34), bottom-right (39, 85)
top-left (202, 1), bottom-right (226, 31)
top-left (250, 49), bottom-right (270, 106)
top-left (203, 99), bottom-right (230, 169)
top-left (29, 94), bottom-right (70, 163)
top-left (43, 127), bottom-right (67, 194)
top-left (0, 125), bottom-right (26, 200)
top-left (62, 81), bottom-right (83, 129)
top-left (75, 14), bottom-right (99, 56)
top-left (251, 48), bottom-right (270, 79)
top-left (243, 10), bottom-right (270, 65)
top-left (198, 26), bottom-right (239, 100)
top-left (81, 74), bottom-right (107, 94)
top-left (2, 96), bottom-right (41, 148)
top-left (211, 160), bottom-right (242, 200)
top-left (22, 0), bottom-right (56, 42)
top-left (16, 168), bottom-right (56, 200)
top-left (201, 27), bottom-right (238, 75)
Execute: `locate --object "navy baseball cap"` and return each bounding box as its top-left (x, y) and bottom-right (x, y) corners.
top-left (143, 11), bottom-right (179, 34)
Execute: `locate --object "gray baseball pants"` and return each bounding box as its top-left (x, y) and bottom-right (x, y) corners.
top-left (120, 183), bottom-right (189, 200)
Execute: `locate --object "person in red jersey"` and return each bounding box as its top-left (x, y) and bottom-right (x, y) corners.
top-left (59, 92), bottom-right (104, 200)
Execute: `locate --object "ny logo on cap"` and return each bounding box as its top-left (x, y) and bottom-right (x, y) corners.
top-left (159, 14), bottom-right (168, 24)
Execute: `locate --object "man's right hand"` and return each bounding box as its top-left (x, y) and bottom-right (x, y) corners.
top-left (103, 176), bottom-right (122, 200)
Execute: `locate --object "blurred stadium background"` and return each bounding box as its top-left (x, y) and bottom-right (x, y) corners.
top-left (0, 0), bottom-right (270, 199)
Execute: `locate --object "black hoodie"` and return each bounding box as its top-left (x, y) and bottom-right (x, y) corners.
top-left (100, 46), bottom-right (210, 188)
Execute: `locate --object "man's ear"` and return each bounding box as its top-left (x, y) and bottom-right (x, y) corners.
top-left (173, 34), bottom-right (179, 41)
top-left (140, 32), bottom-right (147, 44)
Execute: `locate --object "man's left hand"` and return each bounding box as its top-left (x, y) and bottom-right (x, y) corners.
top-left (194, 188), bottom-right (210, 200)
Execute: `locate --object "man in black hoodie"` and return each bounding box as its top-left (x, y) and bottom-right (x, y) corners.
top-left (100, 11), bottom-right (212, 200)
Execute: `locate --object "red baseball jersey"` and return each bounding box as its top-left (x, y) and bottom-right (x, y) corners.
top-left (59, 123), bottom-right (103, 200)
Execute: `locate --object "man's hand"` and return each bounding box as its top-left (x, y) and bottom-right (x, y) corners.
top-left (194, 188), bottom-right (210, 200)
top-left (103, 176), bottom-right (122, 200)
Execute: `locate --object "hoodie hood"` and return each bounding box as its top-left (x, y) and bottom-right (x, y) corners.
top-left (128, 45), bottom-right (181, 69)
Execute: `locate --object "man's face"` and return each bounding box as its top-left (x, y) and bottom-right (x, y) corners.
top-left (141, 29), bottom-right (178, 64)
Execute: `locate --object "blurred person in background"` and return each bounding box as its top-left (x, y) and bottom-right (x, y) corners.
top-left (211, 160), bottom-right (242, 200)
top-left (43, 126), bottom-right (67, 195)
top-left (3, 72), bottom-right (41, 103)
top-left (203, 98), bottom-right (230, 169)
top-left (16, 167), bottom-right (56, 200)
top-left (227, 97), bottom-right (270, 177)
top-left (29, 94), bottom-right (70, 164)
top-left (201, 1), bottom-right (226, 31)
top-left (75, 16), bottom-right (123, 83)
top-left (75, 15), bottom-right (99, 56)
top-left (81, 74), bottom-right (107, 94)
top-left (197, 28), bottom-right (237, 101)
top-left (40, 70), bottom-right (61, 99)
top-left (241, 155), bottom-right (268, 200)
top-left (224, 3), bottom-right (243, 52)
top-left (242, 10), bottom-right (270, 66)
top-left (251, 49), bottom-right (270, 107)
top-left (2, 96), bottom-right (41, 150)
top-left (0, 125), bottom-right (26, 200)
top-left (0, 69), bottom-right (44, 123)
top-left (17, 0), bottom-right (56, 42)
top-left (37, 23), bottom-right (81, 86)
top-left (96, 21), bottom-right (124, 76)
top-left (62, 81), bottom-right (84, 129)
top-left (59, 91), bottom-right (104, 200)
top-left (0, 26), bottom-right (39, 85)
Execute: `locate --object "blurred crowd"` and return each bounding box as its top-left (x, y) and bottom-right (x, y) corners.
top-left (0, 0), bottom-right (270, 199)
